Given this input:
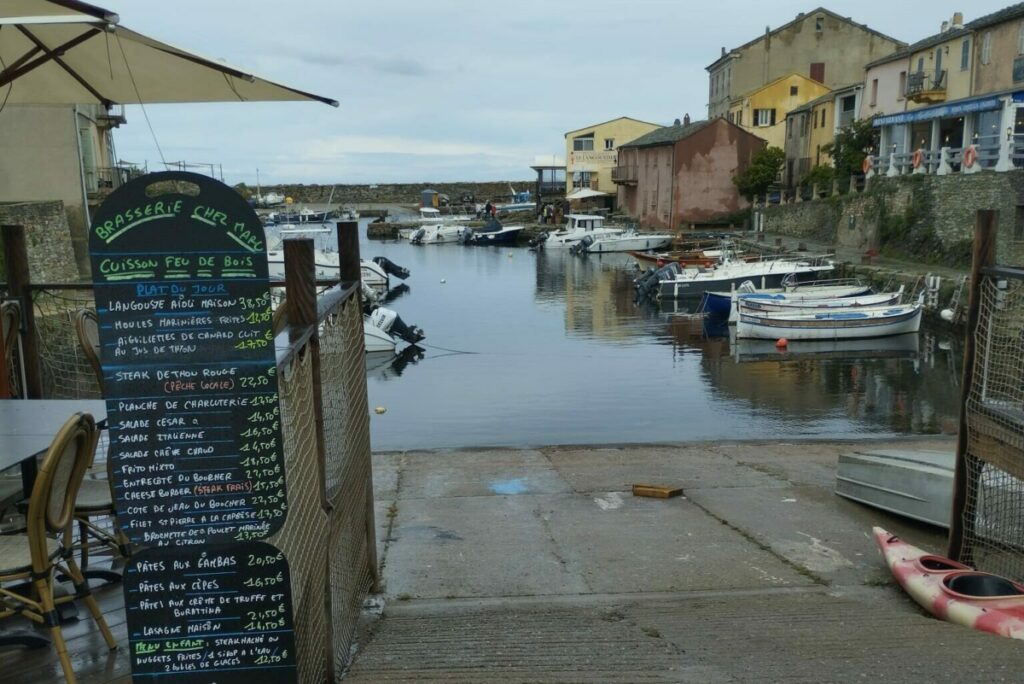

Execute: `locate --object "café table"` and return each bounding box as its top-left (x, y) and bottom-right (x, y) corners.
top-left (0, 399), bottom-right (107, 649)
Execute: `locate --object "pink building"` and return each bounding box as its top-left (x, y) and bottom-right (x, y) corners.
top-left (613, 118), bottom-right (765, 231)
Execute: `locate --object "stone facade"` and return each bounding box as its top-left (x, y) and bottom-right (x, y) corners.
top-left (0, 201), bottom-right (82, 282)
top-left (763, 171), bottom-right (1024, 267)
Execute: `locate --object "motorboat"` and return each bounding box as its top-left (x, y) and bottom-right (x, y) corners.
top-left (730, 332), bottom-right (920, 362)
top-left (703, 279), bottom-right (871, 317)
top-left (463, 218), bottom-right (524, 245)
top-left (340, 205), bottom-right (360, 221)
top-left (530, 214), bottom-right (624, 249)
top-left (364, 306), bottom-right (425, 353)
top-left (728, 287), bottom-right (905, 324)
top-left (736, 299), bottom-right (923, 340)
top-left (575, 229), bottom-right (674, 254)
top-left (837, 449), bottom-right (954, 527)
top-left (266, 235), bottom-right (410, 291)
top-left (655, 255), bottom-right (836, 300)
top-left (409, 223), bottom-right (471, 245)
top-left (418, 207), bottom-right (472, 223)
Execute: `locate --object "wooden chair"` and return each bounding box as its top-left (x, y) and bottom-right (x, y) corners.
top-left (72, 309), bottom-right (128, 578)
top-left (0, 412), bottom-right (118, 683)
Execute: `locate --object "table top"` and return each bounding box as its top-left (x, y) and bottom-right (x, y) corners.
top-left (0, 399), bottom-right (107, 472)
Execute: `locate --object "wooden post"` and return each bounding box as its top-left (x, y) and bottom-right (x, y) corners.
top-left (334, 221), bottom-right (380, 590)
top-left (948, 210), bottom-right (998, 563)
top-left (335, 221), bottom-right (361, 284)
top-left (2, 225), bottom-right (42, 398)
top-left (283, 238), bottom-right (331, 515)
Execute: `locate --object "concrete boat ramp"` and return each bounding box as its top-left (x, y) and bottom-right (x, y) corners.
top-left (348, 440), bottom-right (1022, 681)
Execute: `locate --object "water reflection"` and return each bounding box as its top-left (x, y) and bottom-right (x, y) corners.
top-left (359, 227), bottom-right (962, 450)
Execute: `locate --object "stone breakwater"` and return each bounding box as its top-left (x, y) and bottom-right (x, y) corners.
top-left (257, 181), bottom-right (534, 205)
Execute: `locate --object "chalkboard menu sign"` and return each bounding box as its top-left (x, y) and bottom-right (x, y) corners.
top-left (125, 542), bottom-right (297, 683)
top-left (88, 172), bottom-right (287, 545)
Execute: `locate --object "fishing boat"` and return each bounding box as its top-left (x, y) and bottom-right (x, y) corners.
top-left (739, 288), bottom-right (903, 313)
top-left (875, 527), bottom-right (1024, 640)
top-left (730, 333), bottom-right (920, 363)
top-left (409, 223), bottom-right (472, 244)
top-left (530, 214), bottom-right (624, 249)
top-left (576, 229), bottom-right (674, 254)
top-left (704, 279), bottom-right (872, 316)
top-left (735, 299), bottom-right (923, 340)
top-left (657, 255), bottom-right (836, 300)
top-left (464, 218), bottom-right (524, 245)
top-left (836, 449), bottom-right (953, 526)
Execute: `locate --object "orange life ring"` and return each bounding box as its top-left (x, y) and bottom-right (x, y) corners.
top-left (912, 149), bottom-right (924, 169)
top-left (963, 145), bottom-right (978, 169)
top-left (861, 156), bottom-right (871, 174)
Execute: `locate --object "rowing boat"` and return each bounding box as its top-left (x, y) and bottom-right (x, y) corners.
top-left (736, 301), bottom-right (922, 340)
top-left (874, 527), bottom-right (1024, 640)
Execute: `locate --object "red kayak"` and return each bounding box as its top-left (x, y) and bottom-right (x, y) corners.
top-left (874, 527), bottom-right (1024, 640)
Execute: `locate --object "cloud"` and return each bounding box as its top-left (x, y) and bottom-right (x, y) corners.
top-left (272, 45), bottom-right (433, 77)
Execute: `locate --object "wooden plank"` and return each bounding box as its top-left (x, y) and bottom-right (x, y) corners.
top-left (632, 484), bottom-right (684, 499)
top-left (949, 210), bottom-right (998, 563)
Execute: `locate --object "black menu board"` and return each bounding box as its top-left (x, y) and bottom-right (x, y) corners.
top-left (88, 172), bottom-right (287, 546)
top-left (125, 542), bottom-right (297, 683)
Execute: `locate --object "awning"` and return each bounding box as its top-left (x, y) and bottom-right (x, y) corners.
top-left (0, 0), bottom-right (338, 106)
top-left (872, 94), bottom-right (1005, 127)
top-left (566, 188), bottom-right (609, 201)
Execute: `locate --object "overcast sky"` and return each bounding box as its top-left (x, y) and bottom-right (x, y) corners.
top-left (102, 0), bottom-right (1009, 185)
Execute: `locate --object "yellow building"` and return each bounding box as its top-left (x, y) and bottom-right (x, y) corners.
top-left (904, 14), bottom-right (972, 110)
top-left (728, 73), bottom-right (831, 149)
top-left (564, 117), bottom-right (660, 195)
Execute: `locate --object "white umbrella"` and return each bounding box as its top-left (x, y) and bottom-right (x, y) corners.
top-left (0, 0), bottom-right (337, 106)
top-left (566, 188), bottom-right (609, 201)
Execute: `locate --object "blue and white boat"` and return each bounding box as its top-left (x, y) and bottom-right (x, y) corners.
top-left (464, 218), bottom-right (524, 245)
top-left (658, 256), bottom-right (835, 300)
top-left (703, 279), bottom-right (870, 316)
top-left (736, 300), bottom-right (923, 340)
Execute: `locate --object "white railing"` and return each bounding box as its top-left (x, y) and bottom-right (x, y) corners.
top-left (864, 137), bottom-right (1015, 178)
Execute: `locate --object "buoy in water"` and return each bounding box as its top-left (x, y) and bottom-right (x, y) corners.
top-left (775, 338), bottom-right (788, 349)
top-left (440, 278), bottom-right (446, 284)
top-left (374, 406), bottom-right (387, 414)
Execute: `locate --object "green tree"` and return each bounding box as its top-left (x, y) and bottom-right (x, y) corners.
top-left (733, 146), bottom-right (785, 200)
top-left (801, 164), bottom-right (834, 190)
top-left (822, 118), bottom-right (876, 178)
top-left (233, 182), bottom-right (252, 200)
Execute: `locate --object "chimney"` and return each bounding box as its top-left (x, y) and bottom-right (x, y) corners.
top-left (683, 114), bottom-right (691, 126)
top-left (941, 20), bottom-right (949, 32)
top-left (952, 12), bottom-right (964, 28)
top-left (721, 46), bottom-right (726, 57)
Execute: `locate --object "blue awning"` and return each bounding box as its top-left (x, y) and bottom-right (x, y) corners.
top-left (872, 94), bottom-right (1009, 127)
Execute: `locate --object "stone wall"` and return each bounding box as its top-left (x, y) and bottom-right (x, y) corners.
top-left (763, 171), bottom-right (1024, 268)
top-left (0, 200), bottom-right (81, 282)
top-left (255, 181), bottom-right (533, 205)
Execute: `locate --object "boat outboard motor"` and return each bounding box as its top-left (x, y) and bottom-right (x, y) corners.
top-left (569, 234), bottom-right (594, 255)
top-left (635, 262), bottom-right (680, 297)
top-left (528, 231), bottom-right (549, 249)
top-left (372, 256), bottom-right (410, 280)
top-left (410, 227), bottom-right (426, 245)
top-left (369, 306), bottom-right (425, 344)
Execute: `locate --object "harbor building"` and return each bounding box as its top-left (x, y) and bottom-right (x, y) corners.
top-left (707, 8), bottom-right (903, 120)
top-left (613, 117), bottom-right (764, 231)
top-left (727, 73), bottom-right (831, 149)
top-left (564, 117), bottom-right (661, 199)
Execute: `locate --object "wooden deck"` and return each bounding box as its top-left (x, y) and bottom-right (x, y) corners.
top-left (0, 561), bottom-right (130, 684)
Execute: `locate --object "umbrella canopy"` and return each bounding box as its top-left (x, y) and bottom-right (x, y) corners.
top-left (0, 0), bottom-right (337, 107)
top-left (566, 188), bottom-right (609, 201)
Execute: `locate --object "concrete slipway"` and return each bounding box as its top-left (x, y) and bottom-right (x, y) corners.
top-left (346, 440), bottom-right (1023, 682)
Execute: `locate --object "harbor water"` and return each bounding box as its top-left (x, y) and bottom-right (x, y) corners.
top-left (348, 223), bottom-right (962, 452)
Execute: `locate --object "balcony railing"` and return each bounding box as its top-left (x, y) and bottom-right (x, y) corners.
top-left (906, 70), bottom-right (947, 103)
top-left (84, 164), bottom-right (147, 198)
top-left (611, 165), bottom-right (638, 184)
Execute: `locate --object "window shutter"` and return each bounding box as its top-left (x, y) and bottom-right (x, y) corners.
top-left (770, 109), bottom-right (776, 126)
top-left (810, 62), bottom-right (825, 83)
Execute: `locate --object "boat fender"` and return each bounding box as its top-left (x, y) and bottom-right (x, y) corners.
top-left (963, 145), bottom-right (977, 169)
top-left (912, 149), bottom-right (924, 169)
top-left (775, 338), bottom-right (788, 349)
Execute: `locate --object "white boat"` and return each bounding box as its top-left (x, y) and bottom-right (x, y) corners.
top-left (418, 207), bottom-right (472, 223)
top-left (340, 205), bottom-right (360, 221)
top-left (364, 306), bottom-right (424, 353)
top-left (835, 449), bottom-right (954, 527)
top-left (658, 256), bottom-right (836, 299)
top-left (531, 214), bottom-right (624, 249)
top-left (705, 280), bottom-right (871, 317)
top-left (266, 236), bottom-right (409, 292)
top-left (739, 287), bottom-right (904, 313)
top-left (736, 300), bottom-right (923, 340)
top-left (577, 229), bottom-right (674, 254)
top-left (409, 223), bottom-right (472, 244)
